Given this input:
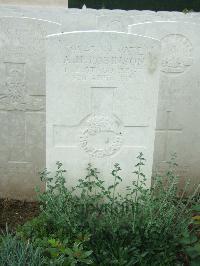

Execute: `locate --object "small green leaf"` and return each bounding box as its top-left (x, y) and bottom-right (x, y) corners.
top-left (186, 244), bottom-right (200, 259)
top-left (192, 205), bottom-right (200, 212)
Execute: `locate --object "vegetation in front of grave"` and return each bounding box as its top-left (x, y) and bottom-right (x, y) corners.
top-left (0, 154), bottom-right (199, 265)
top-left (178, 203), bottom-right (200, 265)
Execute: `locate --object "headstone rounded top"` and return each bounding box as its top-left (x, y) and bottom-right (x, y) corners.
top-left (47, 30), bottom-right (161, 46)
top-left (129, 20), bottom-right (200, 32)
top-left (129, 21), bottom-right (200, 75)
top-left (127, 10), bottom-right (141, 15)
top-left (47, 31), bottom-right (161, 93)
top-left (0, 15), bottom-right (61, 26)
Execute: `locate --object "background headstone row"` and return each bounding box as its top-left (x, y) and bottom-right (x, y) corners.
top-left (0, 5), bottom-right (199, 199)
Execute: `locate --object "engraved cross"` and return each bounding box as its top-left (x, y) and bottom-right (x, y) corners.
top-left (54, 87), bottom-right (149, 158)
top-left (156, 110), bottom-right (182, 162)
top-left (53, 87), bottom-right (121, 158)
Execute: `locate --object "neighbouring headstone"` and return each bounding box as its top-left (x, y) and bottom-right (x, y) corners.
top-left (107, 9), bottom-right (127, 15)
top-left (186, 12), bottom-right (200, 19)
top-left (26, 7), bottom-right (98, 31)
top-left (130, 12), bottom-right (199, 25)
top-left (130, 13), bottom-right (162, 24)
top-left (65, 8), bottom-right (80, 13)
top-left (0, 4), bottom-right (23, 16)
top-left (97, 14), bottom-right (133, 32)
top-left (156, 11), bottom-right (199, 23)
top-left (157, 11), bottom-right (186, 20)
top-left (98, 9), bottom-right (127, 15)
top-left (0, 17), bottom-right (61, 199)
top-left (60, 12), bottom-right (98, 31)
top-left (46, 31), bottom-right (161, 190)
top-left (0, 6), bottom-right (98, 31)
top-left (129, 21), bottom-right (200, 183)
top-left (127, 10), bottom-right (142, 15)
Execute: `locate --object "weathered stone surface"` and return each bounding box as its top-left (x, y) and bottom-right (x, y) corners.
top-left (130, 11), bottom-right (200, 25)
top-left (130, 13), bottom-right (160, 24)
top-left (126, 10), bottom-right (140, 16)
top-left (0, 6), bottom-right (98, 31)
top-left (129, 21), bottom-right (200, 184)
top-left (61, 12), bottom-right (98, 31)
top-left (156, 11), bottom-right (200, 23)
top-left (46, 31), bottom-right (161, 190)
top-left (98, 9), bottom-right (127, 15)
top-left (0, 17), bottom-right (61, 200)
top-left (97, 14), bottom-right (133, 32)
top-left (0, 7), bottom-right (199, 33)
top-left (157, 11), bottom-right (185, 20)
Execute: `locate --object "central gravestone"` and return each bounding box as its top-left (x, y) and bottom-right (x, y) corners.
top-left (46, 32), bottom-right (161, 189)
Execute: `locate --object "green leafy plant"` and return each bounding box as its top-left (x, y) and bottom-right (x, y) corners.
top-left (178, 202), bottom-right (200, 265)
top-left (14, 154), bottom-right (200, 265)
top-left (47, 238), bottom-right (93, 265)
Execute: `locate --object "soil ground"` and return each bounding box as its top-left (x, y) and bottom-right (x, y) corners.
top-left (0, 198), bottom-right (40, 231)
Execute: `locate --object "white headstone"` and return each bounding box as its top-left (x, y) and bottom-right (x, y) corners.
top-left (156, 11), bottom-right (200, 23)
top-left (0, 17), bottom-right (61, 199)
top-left (129, 21), bottom-right (200, 182)
top-left (109, 9), bottom-right (127, 15)
top-left (140, 10), bottom-right (155, 15)
top-left (0, 4), bottom-right (23, 16)
top-left (130, 11), bottom-right (198, 25)
top-left (61, 12), bottom-right (98, 31)
top-left (46, 31), bottom-right (161, 189)
top-left (127, 10), bottom-right (141, 15)
top-left (185, 12), bottom-right (200, 23)
top-left (98, 9), bottom-right (127, 16)
top-left (79, 7), bottom-right (99, 15)
top-left (23, 7), bottom-right (98, 31)
top-left (97, 14), bottom-right (133, 32)
top-left (66, 8), bottom-right (81, 12)
top-left (186, 12), bottom-right (200, 19)
top-left (0, 5), bottom-right (98, 31)
top-left (130, 13), bottom-right (161, 24)
top-left (0, 5), bottom-right (65, 22)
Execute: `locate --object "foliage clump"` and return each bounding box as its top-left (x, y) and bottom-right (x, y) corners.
top-left (0, 154), bottom-right (199, 265)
